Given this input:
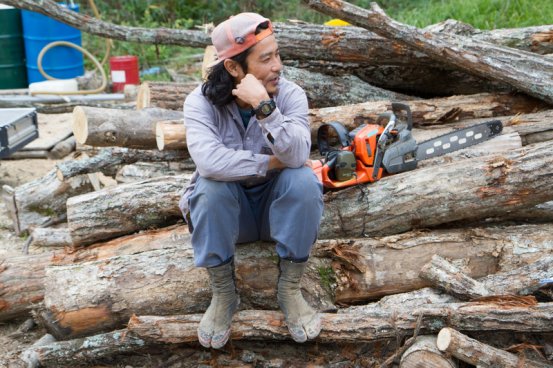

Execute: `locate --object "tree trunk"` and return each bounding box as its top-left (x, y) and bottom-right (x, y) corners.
top-left (115, 161), bottom-right (193, 183)
top-left (36, 223), bottom-right (552, 339)
top-left (55, 147), bottom-right (189, 181)
top-left (128, 301), bottom-right (553, 344)
top-left (437, 327), bottom-right (552, 368)
top-left (420, 255), bottom-right (494, 300)
top-left (283, 66), bottom-right (413, 108)
top-left (154, 93), bottom-right (545, 150)
top-left (66, 139), bottom-right (553, 247)
top-left (66, 174), bottom-right (191, 247)
top-left (318, 140), bottom-right (553, 239)
top-left (155, 120), bottom-right (185, 150)
top-left (5, 0), bottom-right (551, 61)
top-left (1, 171), bottom-right (94, 235)
top-left (38, 237), bottom-right (332, 339)
top-left (315, 224), bottom-right (553, 303)
top-left (0, 252), bottom-right (54, 321)
top-left (479, 255), bottom-right (553, 296)
top-left (47, 135), bottom-right (76, 159)
top-left (303, 0), bottom-right (553, 105)
top-left (308, 92), bottom-right (547, 134)
top-left (421, 255), bottom-right (553, 301)
top-left (72, 106), bottom-right (183, 149)
top-left (4, 0), bottom-right (552, 97)
top-left (28, 227), bottom-right (72, 248)
top-left (20, 330), bottom-right (146, 368)
top-left (136, 81), bottom-right (198, 110)
top-left (399, 335), bottom-right (457, 368)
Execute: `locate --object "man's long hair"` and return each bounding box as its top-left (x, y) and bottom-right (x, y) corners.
top-left (202, 21), bottom-right (271, 107)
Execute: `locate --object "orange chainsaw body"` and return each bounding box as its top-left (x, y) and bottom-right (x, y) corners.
top-left (312, 123), bottom-right (385, 189)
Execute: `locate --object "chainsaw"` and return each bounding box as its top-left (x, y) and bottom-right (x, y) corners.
top-left (311, 102), bottom-right (503, 189)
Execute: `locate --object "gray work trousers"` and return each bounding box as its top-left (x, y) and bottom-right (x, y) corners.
top-left (188, 167), bottom-right (324, 268)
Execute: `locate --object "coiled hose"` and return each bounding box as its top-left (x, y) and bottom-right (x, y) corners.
top-left (31, 0), bottom-right (111, 95)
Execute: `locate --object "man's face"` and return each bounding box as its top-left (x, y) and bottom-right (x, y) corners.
top-left (237, 35), bottom-right (282, 96)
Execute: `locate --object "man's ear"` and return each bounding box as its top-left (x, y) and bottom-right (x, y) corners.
top-left (223, 59), bottom-right (243, 78)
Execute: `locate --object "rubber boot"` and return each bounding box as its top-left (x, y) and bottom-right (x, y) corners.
top-left (197, 259), bottom-right (240, 349)
top-left (277, 258), bottom-right (322, 343)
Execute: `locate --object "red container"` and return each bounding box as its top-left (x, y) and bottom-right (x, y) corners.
top-left (109, 55), bottom-right (140, 92)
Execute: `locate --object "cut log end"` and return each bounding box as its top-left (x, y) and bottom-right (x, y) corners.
top-left (400, 351), bottom-right (456, 368)
top-left (155, 120), bottom-right (186, 151)
top-left (72, 106), bottom-right (88, 145)
top-left (436, 328), bottom-right (453, 351)
top-left (155, 122), bottom-right (165, 150)
top-left (136, 82), bottom-right (151, 110)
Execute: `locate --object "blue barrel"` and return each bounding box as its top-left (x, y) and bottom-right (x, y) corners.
top-left (0, 6), bottom-right (27, 89)
top-left (21, 3), bottom-right (84, 84)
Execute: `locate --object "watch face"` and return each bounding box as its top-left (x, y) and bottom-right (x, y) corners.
top-left (261, 104), bottom-right (272, 114)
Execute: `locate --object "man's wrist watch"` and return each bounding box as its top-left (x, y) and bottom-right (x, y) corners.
top-left (254, 99), bottom-right (276, 119)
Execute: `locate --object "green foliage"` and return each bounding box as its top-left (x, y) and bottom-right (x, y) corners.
top-left (317, 265), bottom-right (336, 292)
top-left (353, 0), bottom-right (553, 29)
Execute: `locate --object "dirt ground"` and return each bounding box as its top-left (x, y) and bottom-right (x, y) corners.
top-left (0, 157), bottom-right (59, 367)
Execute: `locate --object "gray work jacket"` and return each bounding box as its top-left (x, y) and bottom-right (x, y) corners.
top-left (179, 77), bottom-right (310, 214)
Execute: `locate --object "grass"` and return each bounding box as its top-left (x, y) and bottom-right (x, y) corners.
top-left (373, 0), bottom-right (553, 29)
top-left (79, 0), bottom-right (552, 81)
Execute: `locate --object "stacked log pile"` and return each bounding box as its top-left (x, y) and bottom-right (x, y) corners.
top-left (2, 0), bottom-right (553, 366)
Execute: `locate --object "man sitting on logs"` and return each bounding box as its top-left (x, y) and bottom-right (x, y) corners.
top-left (179, 12), bottom-right (324, 348)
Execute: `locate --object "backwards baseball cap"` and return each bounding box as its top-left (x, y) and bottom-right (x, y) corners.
top-left (210, 13), bottom-right (274, 64)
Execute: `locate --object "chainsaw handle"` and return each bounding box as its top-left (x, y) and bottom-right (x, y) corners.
top-left (391, 102), bottom-right (413, 131)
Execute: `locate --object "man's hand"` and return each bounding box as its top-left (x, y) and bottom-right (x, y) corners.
top-left (232, 74), bottom-right (270, 109)
top-left (268, 156), bottom-right (286, 170)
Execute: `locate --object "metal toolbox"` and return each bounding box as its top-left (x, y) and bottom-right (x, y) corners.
top-left (0, 108), bottom-right (39, 158)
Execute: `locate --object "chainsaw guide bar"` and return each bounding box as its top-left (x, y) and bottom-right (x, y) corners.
top-left (415, 120), bottom-right (503, 161)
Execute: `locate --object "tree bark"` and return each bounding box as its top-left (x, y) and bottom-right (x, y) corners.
top-left (55, 147), bottom-right (189, 181)
top-left (128, 301), bottom-right (553, 344)
top-left (136, 81), bottom-right (198, 110)
top-left (115, 161), bottom-right (193, 183)
top-left (5, 0), bottom-right (551, 61)
top-left (308, 92), bottom-right (547, 134)
top-left (154, 93), bottom-right (545, 150)
top-left (0, 252), bottom-right (54, 321)
top-left (420, 255), bottom-right (495, 300)
top-left (28, 227), bottom-right (72, 248)
top-left (62, 131), bottom-right (523, 247)
top-left (47, 135), bottom-right (76, 159)
top-left (315, 224), bottom-right (553, 303)
top-left (283, 66), bottom-right (413, 108)
top-left (20, 330), bottom-right (146, 368)
top-left (1, 171), bottom-right (94, 235)
top-left (72, 106), bottom-right (183, 149)
top-left (436, 327), bottom-right (552, 368)
top-left (38, 237), bottom-right (332, 339)
top-left (303, 0), bottom-right (553, 104)
top-left (318, 140), bottom-right (553, 239)
top-left (66, 174), bottom-right (191, 247)
top-left (399, 335), bottom-right (457, 368)
top-left (36, 223), bottom-right (553, 339)
top-left (4, 0), bottom-right (552, 98)
top-left (421, 255), bottom-right (553, 301)
top-left (479, 255), bottom-right (553, 296)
